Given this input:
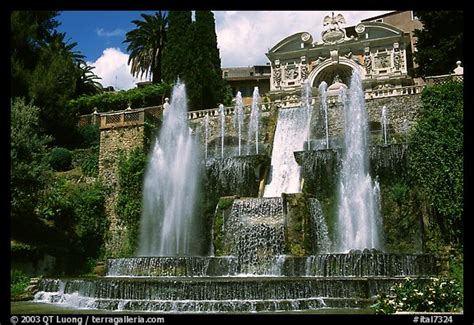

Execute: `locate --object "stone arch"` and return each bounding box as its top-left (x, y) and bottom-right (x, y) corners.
top-left (308, 57), bottom-right (366, 89)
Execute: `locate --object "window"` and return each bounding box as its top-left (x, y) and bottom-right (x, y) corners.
top-left (250, 72), bottom-right (254, 76)
top-left (223, 71), bottom-right (228, 78)
top-left (374, 18), bottom-right (383, 23)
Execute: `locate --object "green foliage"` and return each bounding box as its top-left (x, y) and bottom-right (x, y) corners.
top-left (413, 11), bottom-right (463, 77)
top-left (372, 277), bottom-right (463, 314)
top-left (380, 181), bottom-right (422, 253)
top-left (10, 11), bottom-right (60, 98)
top-left (71, 182), bottom-right (108, 259)
top-left (11, 98), bottom-right (52, 220)
top-left (162, 11), bottom-right (226, 110)
top-left (213, 197), bottom-right (236, 256)
top-left (67, 83), bottom-right (171, 115)
top-left (124, 12), bottom-right (168, 84)
top-left (186, 11), bottom-right (226, 110)
top-left (162, 11), bottom-right (193, 85)
top-left (408, 82), bottom-right (463, 248)
top-left (11, 11), bottom-right (102, 147)
top-left (36, 177), bottom-right (108, 272)
top-left (11, 270), bottom-right (30, 297)
top-left (79, 147), bottom-right (99, 177)
top-left (49, 147), bottom-right (73, 171)
top-left (115, 147), bottom-right (147, 255)
top-left (77, 124), bottom-right (100, 148)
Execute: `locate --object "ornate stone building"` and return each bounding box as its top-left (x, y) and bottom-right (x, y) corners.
top-left (266, 12), bottom-right (416, 99)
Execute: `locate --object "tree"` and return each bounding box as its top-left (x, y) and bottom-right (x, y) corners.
top-left (124, 12), bottom-right (168, 84)
top-left (162, 11), bottom-right (193, 85)
top-left (162, 11), bottom-right (227, 110)
top-left (10, 98), bottom-right (52, 221)
top-left (413, 11), bottom-right (463, 77)
top-left (408, 82), bottom-right (463, 248)
top-left (188, 11), bottom-right (226, 110)
top-left (11, 11), bottom-right (102, 146)
top-left (10, 11), bottom-right (60, 98)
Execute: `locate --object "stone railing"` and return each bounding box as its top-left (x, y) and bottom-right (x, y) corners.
top-left (187, 103), bottom-right (272, 120)
top-left (99, 105), bottom-right (162, 130)
top-left (364, 84), bottom-right (425, 100)
top-left (78, 113), bottom-right (100, 127)
top-left (425, 74), bottom-right (463, 86)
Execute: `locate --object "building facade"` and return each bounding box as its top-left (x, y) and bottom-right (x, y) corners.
top-left (266, 12), bottom-right (419, 100)
top-left (222, 65), bottom-right (271, 105)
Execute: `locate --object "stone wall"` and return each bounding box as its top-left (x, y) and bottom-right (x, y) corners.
top-left (189, 109), bottom-right (277, 159)
top-left (99, 126), bottom-right (145, 256)
top-left (309, 94), bottom-right (422, 145)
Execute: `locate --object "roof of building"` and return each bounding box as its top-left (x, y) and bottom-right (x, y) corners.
top-left (361, 11), bottom-right (401, 22)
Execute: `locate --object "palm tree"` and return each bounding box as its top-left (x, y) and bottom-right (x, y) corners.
top-left (124, 11), bottom-right (168, 84)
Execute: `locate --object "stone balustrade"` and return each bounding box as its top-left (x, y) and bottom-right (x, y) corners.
top-left (364, 84), bottom-right (425, 100)
top-left (78, 72), bottom-right (463, 127)
top-left (98, 106), bottom-right (162, 130)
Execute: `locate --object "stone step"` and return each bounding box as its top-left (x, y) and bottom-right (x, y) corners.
top-left (37, 276), bottom-right (431, 302)
top-left (33, 294), bottom-right (373, 313)
top-left (106, 254), bottom-right (437, 277)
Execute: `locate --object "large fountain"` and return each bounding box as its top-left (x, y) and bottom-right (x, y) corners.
top-left (138, 82), bottom-right (200, 256)
top-left (336, 72), bottom-right (382, 252)
top-left (33, 75), bottom-right (437, 313)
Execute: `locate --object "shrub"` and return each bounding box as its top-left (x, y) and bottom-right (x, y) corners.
top-left (11, 269), bottom-right (30, 296)
top-left (77, 146), bottom-right (99, 177)
top-left (50, 147), bottom-right (72, 171)
top-left (372, 277), bottom-right (463, 314)
top-left (78, 124), bottom-right (99, 148)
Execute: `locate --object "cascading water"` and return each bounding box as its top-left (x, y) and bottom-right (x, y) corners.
top-left (138, 81), bottom-right (200, 256)
top-left (381, 105), bottom-right (388, 145)
top-left (233, 92), bottom-right (244, 156)
top-left (263, 106), bottom-right (308, 197)
top-left (204, 114), bottom-right (209, 160)
top-left (219, 104), bottom-right (225, 158)
top-left (301, 80), bottom-right (312, 150)
top-left (308, 199), bottom-right (331, 254)
top-left (319, 81), bottom-right (329, 149)
top-left (247, 87), bottom-right (260, 155)
top-left (336, 72), bottom-right (383, 252)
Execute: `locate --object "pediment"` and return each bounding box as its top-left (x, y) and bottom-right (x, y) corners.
top-left (268, 32), bottom-right (313, 55)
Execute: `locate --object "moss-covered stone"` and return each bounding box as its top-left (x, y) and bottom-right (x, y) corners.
top-left (283, 193), bottom-right (313, 256)
top-left (212, 196), bottom-right (236, 256)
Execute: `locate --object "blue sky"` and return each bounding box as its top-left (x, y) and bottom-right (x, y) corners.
top-left (57, 11), bottom-right (157, 62)
top-left (56, 11), bottom-right (390, 90)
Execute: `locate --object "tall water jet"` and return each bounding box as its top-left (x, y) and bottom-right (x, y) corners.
top-left (301, 80), bottom-right (312, 150)
top-left (247, 87), bottom-right (260, 155)
top-left (219, 104), bottom-right (225, 158)
top-left (319, 81), bottom-right (329, 149)
top-left (204, 113), bottom-right (209, 160)
top-left (233, 92), bottom-right (244, 156)
top-left (264, 106), bottom-right (308, 197)
top-left (138, 81), bottom-right (200, 256)
top-left (336, 72), bottom-right (383, 252)
top-left (381, 105), bottom-right (388, 145)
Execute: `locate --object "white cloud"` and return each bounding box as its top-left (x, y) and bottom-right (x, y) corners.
top-left (87, 48), bottom-right (148, 91)
top-left (214, 11), bottom-right (392, 67)
top-left (96, 28), bottom-right (126, 37)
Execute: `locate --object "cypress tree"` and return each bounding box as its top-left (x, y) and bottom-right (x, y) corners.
top-left (191, 11), bottom-right (225, 110)
top-left (162, 11), bottom-right (193, 85)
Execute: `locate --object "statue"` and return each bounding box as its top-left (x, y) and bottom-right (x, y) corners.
top-left (323, 12), bottom-right (346, 32)
top-left (321, 12), bottom-right (348, 45)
